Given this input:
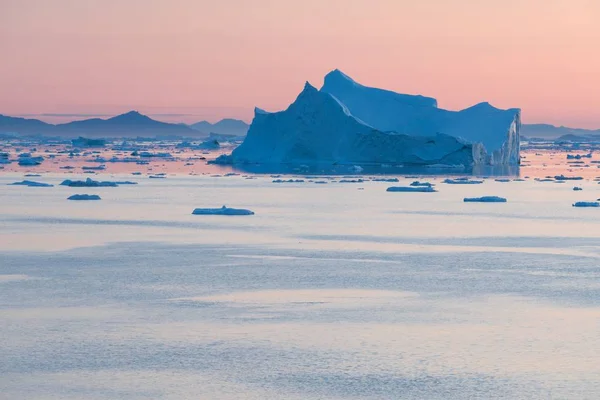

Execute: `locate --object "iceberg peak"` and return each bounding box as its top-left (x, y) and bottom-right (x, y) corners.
top-left (254, 107), bottom-right (269, 115)
top-left (303, 81), bottom-right (318, 92)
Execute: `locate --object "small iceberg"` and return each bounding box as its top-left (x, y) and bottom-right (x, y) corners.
top-left (18, 157), bottom-right (43, 166)
top-left (192, 205), bottom-right (255, 216)
top-left (272, 179), bottom-right (305, 183)
top-left (387, 186), bottom-right (437, 193)
top-left (573, 202), bottom-right (599, 208)
top-left (60, 178), bottom-right (118, 187)
top-left (9, 180), bottom-right (53, 187)
top-left (464, 196), bottom-right (507, 203)
top-left (339, 179), bottom-right (364, 183)
top-left (67, 194), bottom-right (101, 201)
top-left (410, 181), bottom-right (434, 187)
top-left (372, 178), bottom-right (399, 182)
top-left (443, 178), bottom-right (483, 185)
top-left (555, 175), bottom-right (583, 181)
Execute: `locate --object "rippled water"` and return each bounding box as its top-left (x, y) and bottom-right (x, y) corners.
top-left (1, 174), bottom-right (600, 399)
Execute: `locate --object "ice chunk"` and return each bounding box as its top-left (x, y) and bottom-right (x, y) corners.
top-left (555, 175), bottom-right (583, 181)
top-left (18, 156), bottom-right (43, 166)
top-left (339, 179), bottom-right (364, 183)
top-left (443, 178), bottom-right (484, 184)
top-left (572, 202), bottom-right (599, 207)
top-left (464, 196), bottom-right (507, 203)
top-left (386, 186), bottom-right (437, 192)
top-left (409, 181), bottom-right (434, 187)
top-left (60, 178), bottom-right (118, 187)
top-left (372, 178), bottom-right (399, 182)
top-left (192, 205), bottom-right (254, 215)
top-left (272, 179), bottom-right (305, 183)
top-left (9, 180), bottom-right (53, 187)
top-left (67, 194), bottom-right (101, 201)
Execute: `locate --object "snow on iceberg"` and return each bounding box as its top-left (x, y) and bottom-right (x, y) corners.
top-left (9, 180), bottom-right (54, 187)
top-left (192, 205), bottom-right (255, 215)
top-left (321, 69), bottom-right (520, 165)
top-left (463, 196), bottom-right (507, 203)
top-left (386, 186), bottom-right (437, 192)
top-left (67, 194), bottom-right (101, 201)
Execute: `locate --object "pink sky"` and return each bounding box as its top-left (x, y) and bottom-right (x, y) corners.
top-left (1, 0), bottom-right (600, 127)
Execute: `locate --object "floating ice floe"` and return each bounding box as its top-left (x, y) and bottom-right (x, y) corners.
top-left (386, 186), bottom-right (437, 192)
top-left (572, 202), bottom-right (599, 208)
top-left (67, 194), bottom-right (101, 201)
top-left (464, 196), bottom-right (507, 203)
top-left (9, 180), bottom-right (54, 187)
top-left (410, 181), bottom-right (434, 187)
top-left (272, 179), bottom-right (305, 183)
top-left (60, 178), bottom-right (118, 187)
top-left (192, 205), bottom-right (255, 216)
top-left (339, 179), bottom-right (364, 183)
top-left (443, 178), bottom-right (484, 185)
top-left (555, 175), bottom-right (583, 181)
top-left (18, 156), bottom-right (43, 166)
top-left (372, 178), bottom-right (399, 182)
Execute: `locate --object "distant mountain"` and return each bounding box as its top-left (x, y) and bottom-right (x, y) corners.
top-left (0, 114), bottom-right (54, 135)
top-left (0, 111), bottom-right (202, 138)
top-left (54, 111), bottom-right (197, 138)
top-left (190, 118), bottom-right (249, 136)
top-left (521, 123), bottom-right (600, 140)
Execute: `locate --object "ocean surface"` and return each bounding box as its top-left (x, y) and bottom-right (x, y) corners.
top-left (1, 173), bottom-right (600, 399)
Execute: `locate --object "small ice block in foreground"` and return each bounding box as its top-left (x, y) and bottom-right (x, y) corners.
top-left (9, 180), bottom-right (53, 187)
top-left (386, 186), bottom-right (437, 193)
top-left (68, 194), bottom-right (101, 201)
top-left (572, 202), bottom-right (599, 208)
top-left (192, 205), bottom-right (255, 216)
top-left (464, 196), bottom-right (507, 203)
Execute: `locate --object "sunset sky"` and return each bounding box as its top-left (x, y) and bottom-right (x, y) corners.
top-left (1, 0), bottom-right (599, 127)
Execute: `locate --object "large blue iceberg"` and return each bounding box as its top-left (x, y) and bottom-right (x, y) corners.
top-left (216, 70), bottom-right (521, 168)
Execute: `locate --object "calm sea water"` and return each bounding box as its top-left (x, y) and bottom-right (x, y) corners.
top-left (1, 173), bottom-right (600, 399)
